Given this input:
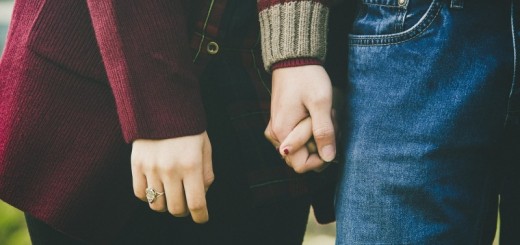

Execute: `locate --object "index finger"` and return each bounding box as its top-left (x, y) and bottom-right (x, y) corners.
top-left (279, 117), bottom-right (312, 155)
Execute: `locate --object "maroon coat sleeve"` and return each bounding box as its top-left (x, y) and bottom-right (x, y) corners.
top-left (86, 0), bottom-right (206, 143)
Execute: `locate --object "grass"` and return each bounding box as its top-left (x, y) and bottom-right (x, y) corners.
top-left (0, 201), bottom-right (31, 245)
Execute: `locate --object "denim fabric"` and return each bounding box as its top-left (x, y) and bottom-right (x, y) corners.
top-left (337, 0), bottom-right (520, 244)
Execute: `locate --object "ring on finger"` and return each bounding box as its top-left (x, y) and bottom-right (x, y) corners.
top-left (145, 187), bottom-right (164, 204)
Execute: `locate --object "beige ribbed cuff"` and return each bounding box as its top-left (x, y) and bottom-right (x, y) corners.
top-left (258, 0), bottom-right (329, 71)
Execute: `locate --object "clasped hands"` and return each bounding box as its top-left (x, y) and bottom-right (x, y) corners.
top-left (265, 65), bottom-right (339, 173)
top-left (131, 132), bottom-right (214, 224)
top-left (130, 65), bottom-right (337, 224)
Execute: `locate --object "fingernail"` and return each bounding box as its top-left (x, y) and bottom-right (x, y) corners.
top-left (283, 148), bottom-right (289, 155)
top-left (321, 145), bottom-right (335, 162)
top-left (276, 147), bottom-right (279, 152)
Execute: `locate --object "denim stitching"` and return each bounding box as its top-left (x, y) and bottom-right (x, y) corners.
top-left (362, 3), bottom-right (403, 8)
top-left (349, 0), bottom-right (443, 46)
top-left (363, 0), bottom-right (403, 7)
top-left (395, 4), bottom-right (408, 33)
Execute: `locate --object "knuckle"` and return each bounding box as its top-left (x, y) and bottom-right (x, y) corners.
top-left (160, 162), bottom-right (178, 173)
top-left (309, 92), bottom-right (330, 106)
top-left (168, 205), bottom-right (187, 216)
top-left (188, 199), bottom-right (207, 212)
top-left (313, 126), bottom-right (334, 140)
top-left (263, 128), bottom-right (272, 140)
top-left (141, 162), bottom-right (157, 173)
top-left (204, 173), bottom-right (215, 187)
top-left (271, 123), bottom-right (286, 138)
top-left (150, 205), bottom-right (167, 212)
top-left (309, 89), bottom-right (332, 104)
top-left (134, 190), bottom-right (144, 200)
top-left (179, 160), bottom-right (199, 171)
top-left (131, 155), bottom-right (144, 168)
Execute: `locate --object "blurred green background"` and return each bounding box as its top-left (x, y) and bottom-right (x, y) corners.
top-left (0, 201), bottom-right (30, 245)
top-left (0, 0), bottom-right (12, 52)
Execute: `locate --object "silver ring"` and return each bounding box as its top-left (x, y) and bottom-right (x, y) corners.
top-left (145, 187), bottom-right (164, 204)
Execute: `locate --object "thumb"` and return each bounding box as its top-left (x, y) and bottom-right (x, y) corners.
top-left (309, 107), bottom-right (336, 162)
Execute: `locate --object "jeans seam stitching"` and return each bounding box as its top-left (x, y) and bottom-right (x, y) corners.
top-left (349, 0), bottom-right (443, 46)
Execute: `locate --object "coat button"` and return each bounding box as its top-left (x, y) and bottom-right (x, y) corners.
top-left (206, 41), bottom-right (219, 55)
top-left (398, 0), bottom-right (406, 6)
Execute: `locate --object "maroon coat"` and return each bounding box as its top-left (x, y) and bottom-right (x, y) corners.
top-left (0, 0), bottom-right (347, 243)
top-left (0, 0), bottom-right (222, 242)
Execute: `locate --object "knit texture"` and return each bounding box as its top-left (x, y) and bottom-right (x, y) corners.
top-left (0, 1), bottom-right (338, 243)
top-left (258, 0), bottom-right (329, 71)
top-left (271, 57), bottom-right (322, 70)
top-left (0, 0), bottom-right (207, 242)
top-left (86, 0), bottom-right (207, 142)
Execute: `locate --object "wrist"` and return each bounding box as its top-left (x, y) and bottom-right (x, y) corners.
top-left (271, 58), bottom-right (322, 71)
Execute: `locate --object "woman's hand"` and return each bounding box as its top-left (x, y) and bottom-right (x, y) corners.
top-left (131, 131), bottom-right (213, 224)
top-left (276, 87), bottom-right (343, 173)
top-left (264, 65), bottom-right (337, 173)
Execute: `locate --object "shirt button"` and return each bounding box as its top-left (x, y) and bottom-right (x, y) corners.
top-left (206, 41), bottom-right (219, 55)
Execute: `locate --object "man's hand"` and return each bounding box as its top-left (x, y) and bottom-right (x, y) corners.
top-left (264, 65), bottom-right (336, 173)
top-left (131, 131), bottom-right (213, 224)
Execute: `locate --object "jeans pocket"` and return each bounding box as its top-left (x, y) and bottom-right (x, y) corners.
top-left (350, 0), bottom-right (444, 46)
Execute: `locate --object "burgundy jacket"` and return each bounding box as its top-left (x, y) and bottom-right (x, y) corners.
top-left (0, 0), bottom-right (349, 243)
top-left (0, 0), bottom-right (224, 242)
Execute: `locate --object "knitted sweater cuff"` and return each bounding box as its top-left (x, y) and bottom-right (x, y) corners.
top-left (271, 57), bottom-right (322, 70)
top-left (258, 0), bottom-right (329, 72)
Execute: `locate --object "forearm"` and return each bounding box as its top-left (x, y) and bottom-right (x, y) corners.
top-left (87, 0), bottom-right (206, 142)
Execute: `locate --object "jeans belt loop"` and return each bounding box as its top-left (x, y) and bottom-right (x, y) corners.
top-left (450, 0), bottom-right (464, 9)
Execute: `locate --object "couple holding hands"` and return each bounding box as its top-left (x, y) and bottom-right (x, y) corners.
top-left (1, 0), bottom-right (518, 244)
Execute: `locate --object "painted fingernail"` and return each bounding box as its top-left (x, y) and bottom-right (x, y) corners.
top-left (321, 145), bottom-right (335, 162)
top-left (283, 148), bottom-right (289, 155)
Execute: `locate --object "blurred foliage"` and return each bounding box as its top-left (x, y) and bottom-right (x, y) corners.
top-left (0, 201), bottom-right (31, 245)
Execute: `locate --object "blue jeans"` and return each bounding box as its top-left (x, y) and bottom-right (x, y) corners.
top-left (336, 0), bottom-right (520, 244)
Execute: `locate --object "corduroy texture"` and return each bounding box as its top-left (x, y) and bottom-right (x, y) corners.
top-left (258, 0), bottom-right (329, 71)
